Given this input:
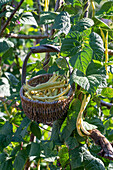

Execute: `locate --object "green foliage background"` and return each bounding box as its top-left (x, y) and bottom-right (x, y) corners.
top-left (0, 0), bottom-right (113, 169)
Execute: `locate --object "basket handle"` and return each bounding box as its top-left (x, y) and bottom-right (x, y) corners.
top-left (21, 44), bottom-right (60, 85)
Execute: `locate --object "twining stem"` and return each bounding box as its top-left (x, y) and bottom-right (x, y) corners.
top-left (91, 0), bottom-right (95, 17)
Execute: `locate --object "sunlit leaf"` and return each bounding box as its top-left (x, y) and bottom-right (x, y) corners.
top-left (0, 0), bottom-right (12, 7)
top-left (89, 32), bottom-right (104, 61)
top-left (74, 18), bottom-right (94, 31)
top-left (61, 31), bottom-right (82, 57)
top-left (58, 147), bottom-right (69, 168)
top-left (0, 38), bottom-right (14, 54)
top-left (69, 145), bottom-right (105, 169)
top-left (56, 57), bottom-right (68, 68)
top-left (20, 12), bottom-right (38, 26)
top-left (72, 61), bottom-right (106, 94)
top-left (83, 121), bottom-right (97, 131)
top-left (53, 11), bottom-right (71, 35)
top-left (70, 45), bottom-right (93, 74)
top-left (101, 87), bottom-right (113, 98)
top-left (96, 1), bottom-right (113, 15)
top-left (4, 72), bottom-right (19, 85)
top-left (39, 12), bottom-right (57, 25)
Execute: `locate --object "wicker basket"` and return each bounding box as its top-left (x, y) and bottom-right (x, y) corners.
top-left (20, 74), bottom-right (74, 125)
top-left (20, 45), bottom-right (74, 125)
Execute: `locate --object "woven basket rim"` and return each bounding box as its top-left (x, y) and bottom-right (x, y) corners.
top-left (20, 73), bottom-right (74, 104)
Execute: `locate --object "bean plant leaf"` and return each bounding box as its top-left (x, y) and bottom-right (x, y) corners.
top-left (0, 159), bottom-right (13, 170)
top-left (20, 12), bottom-right (38, 26)
top-left (61, 31), bottom-right (82, 57)
top-left (101, 87), bottom-right (113, 98)
top-left (94, 0), bottom-right (102, 4)
top-left (56, 57), bottom-right (68, 68)
top-left (14, 145), bottom-right (31, 170)
top-left (53, 11), bottom-right (71, 35)
top-left (83, 121), bottom-right (97, 131)
top-left (65, 137), bottom-right (79, 149)
top-left (43, 141), bottom-right (57, 157)
top-left (58, 147), bottom-right (69, 168)
top-left (51, 119), bottom-right (64, 144)
top-left (0, 121), bottom-right (13, 151)
top-left (12, 117), bottom-right (31, 142)
top-left (0, 38), bottom-right (14, 54)
top-left (27, 60), bottom-right (42, 72)
top-left (93, 17), bottom-right (110, 29)
top-left (74, 18), bottom-right (94, 32)
top-left (96, 1), bottom-right (113, 15)
top-left (39, 12), bottom-right (57, 25)
top-left (60, 99), bottom-right (81, 141)
top-left (29, 142), bottom-right (40, 158)
top-left (89, 32), bottom-right (104, 61)
top-left (0, 77), bottom-right (10, 97)
top-left (69, 145), bottom-right (105, 169)
top-left (4, 72), bottom-right (19, 85)
top-left (0, 0), bottom-right (12, 7)
top-left (70, 45), bottom-right (93, 74)
top-left (30, 121), bottom-right (41, 139)
top-left (72, 61), bottom-right (106, 94)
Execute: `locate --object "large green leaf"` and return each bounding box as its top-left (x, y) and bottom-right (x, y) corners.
top-left (53, 11), bottom-right (71, 35)
top-left (29, 142), bottom-right (40, 158)
top-left (74, 18), bottom-right (94, 32)
top-left (72, 61), bottom-right (106, 94)
top-left (39, 12), bottom-right (57, 25)
top-left (4, 72), bottom-right (19, 85)
top-left (58, 147), bottom-right (69, 168)
top-left (51, 119), bottom-right (64, 144)
top-left (0, 38), bottom-right (14, 54)
top-left (0, 121), bottom-right (13, 151)
top-left (0, 159), bottom-right (13, 170)
top-left (12, 117), bottom-right (31, 142)
top-left (30, 121), bottom-right (41, 139)
top-left (27, 60), bottom-right (42, 72)
top-left (93, 17), bottom-right (110, 29)
top-left (0, 77), bottom-right (10, 97)
top-left (89, 32), bottom-right (104, 61)
top-left (70, 45), bottom-right (93, 74)
top-left (83, 121), bottom-right (97, 131)
top-left (60, 99), bottom-right (81, 141)
top-left (65, 137), bottom-right (79, 149)
top-left (0, 0), bottom-right (11, 7)
top-left (69, 145), bottom-right (105, 169)
top-left (43, 141), bottom-right (57, 157)
top-left (14, 145), bottom-right (30, 170)
top-left (56, 57), bottom-right (68, 69)
top-left (61, 31), bottom-right (82, 57)
top-left (96, 1), bottom-right (113, 15)
top-left (20, 12), bottom-right (38, 26)
top-left (101, 87), bottom-right (113, 98)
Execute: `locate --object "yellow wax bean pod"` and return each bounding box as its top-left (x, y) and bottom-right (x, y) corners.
top-left (28, 80), bottom-right (66, 91)
top-left (32, 84), bottom-right (70, 100)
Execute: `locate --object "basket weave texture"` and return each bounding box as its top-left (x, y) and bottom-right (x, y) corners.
top-left (20, 74), bottom-right (74, 125)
